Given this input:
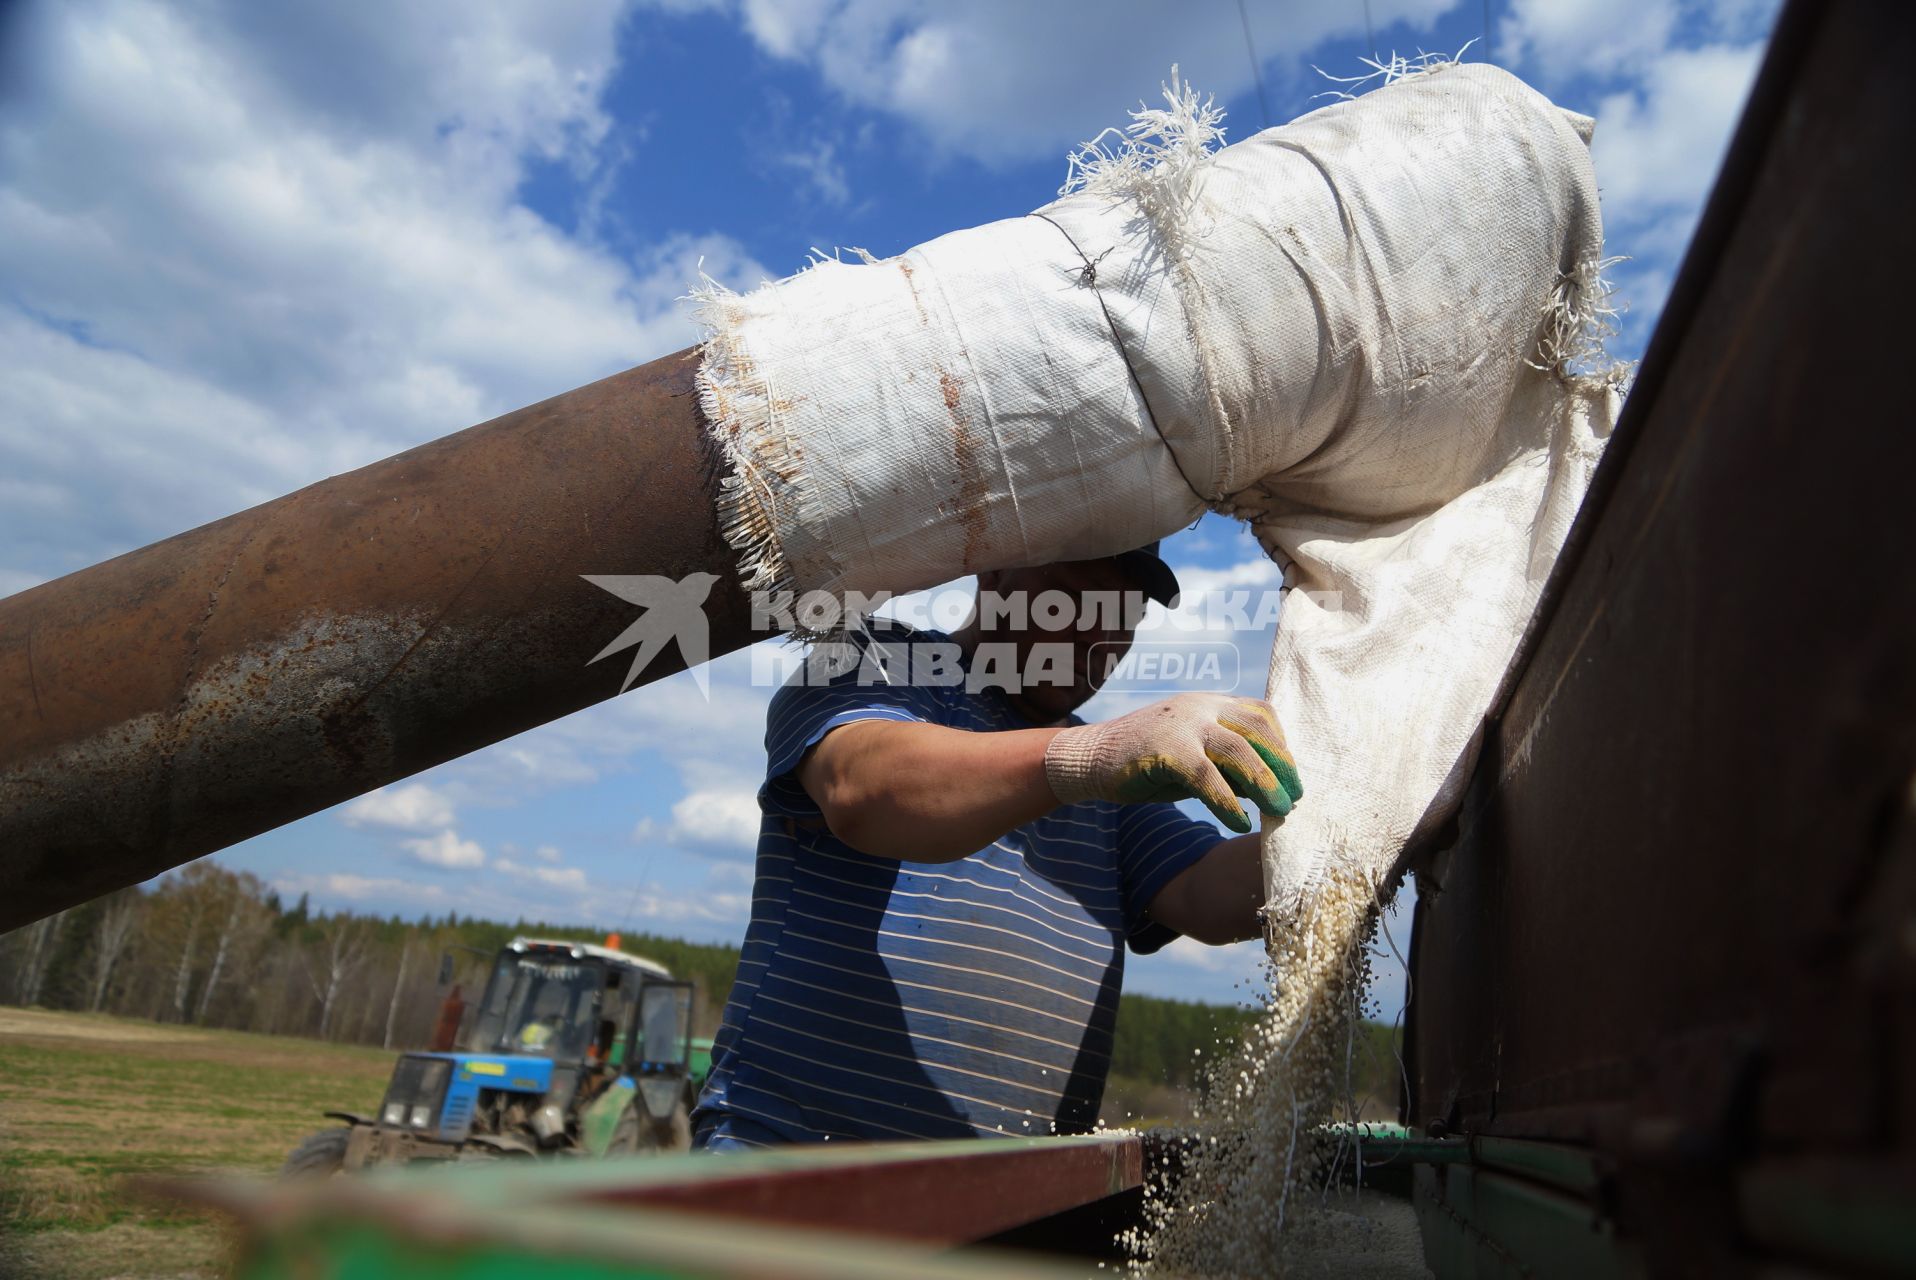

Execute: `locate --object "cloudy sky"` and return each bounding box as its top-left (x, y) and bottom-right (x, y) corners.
top-left (1, 0), bottom-right (1780, 1010)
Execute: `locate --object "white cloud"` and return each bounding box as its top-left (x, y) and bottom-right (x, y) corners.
top-left (774, 139), bottom-right (852, 206)
top-left (534, 844), bottom-right (563, 864)
top-left (729, 0), bottom-right (1457, 165)
top-left (659, 786), bottom-right (764, 854)
top-left (1168, 555), bottom-right (1283, 595)
top-left (1134, 935), bottom-right (1272, 1002)
top-left (496, 857), bottom-right (589, 891)
top-left (403, 829), bottom-right (487, 869)
top-left (269, 863), bottom-right (749, 934)
top-left (1498, 0), bottom-right (1680, 84)
top-left (624, 888), bottom-right (753, 924)
top-left (1484, 1), bottom-right (1779, 360)
top-left (275, 867), bottom-right (599, 925)
top-left (273, 872), bottom-right (450, 903)
top-left (1591, 41), bottom-right (1766, 220)
top-left (340, 782), bottom-right (457, 833)
top-left (1698, 0), bottom-right (1783, 42)
top-left (706, 861), bottom-right (756, 888)
top-left (0, 307), bottom-right (331, 579)
top-left (464, 649), bottom-right (774, 789)
top-left (0, 0), bottom-right (768, 583)
top-left (1581, 36), bottom-right (1769, 351)
top-left (1157, 935), bottom-right (1236, 972)
top-left (476, 740), bottom-right (606, 793)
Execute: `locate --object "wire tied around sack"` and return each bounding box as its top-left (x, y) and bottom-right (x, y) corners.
top-left (1029, 210), bottom-right (1213, 509)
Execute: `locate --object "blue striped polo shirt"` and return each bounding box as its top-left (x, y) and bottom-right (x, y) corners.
top-left (692, 624), bottom-right (1224, 1147)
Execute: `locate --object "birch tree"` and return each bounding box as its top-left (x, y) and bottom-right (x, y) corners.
top-left (167, 898), bottom-right (206, 1024)
top-left (194, 873), bottom-right (270, 1025)
top-left (383, 938), bottom-right (414, 1049)
top-left (84, 891), bottom-right (141, 1013)
top-left (141, 865), bottom-right (225, 1022)
top-left (305, 918), bottom-right (368, 1040)
top-left (11, 911), bottom-right (67, 1006)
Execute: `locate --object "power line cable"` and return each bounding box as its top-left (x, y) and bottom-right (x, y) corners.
top-left (617, 844), bottom-right (659, 937)
top-left (1235, 0), bottom-right (1272, 129)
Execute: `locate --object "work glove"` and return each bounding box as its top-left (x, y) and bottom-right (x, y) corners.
top-left (1043, 693), bottom-right (1302, 833)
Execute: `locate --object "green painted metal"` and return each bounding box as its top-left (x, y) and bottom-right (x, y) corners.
top-left (240, 1219), bottom-right (690, 1280)
top-left (1459, 1166), bottom-right (1635, 1280)
top-left (226, 1197), bottom-right (1085, 1280)
top-left (1412, 1164), bottom-right (1643, 1280)
top-left (578, 1080), bottom-right (636, 1159)
top-left (1472, 1136), bottom-right (1605, 1196)
top-left (1738, 1163), bottom-right (1916, 1276)
top-left (1355, 1132), bottom-right (1643, 1276)
top-left (1343, 1128), bottom-right (1469, 1167)
top-left (1413, 1165), bottom-right (1522, 1280)
top-left (1326, 1126), bottom-right (1469, 1200)
top-left (1388, 1131), bottom-right (1916, 1275)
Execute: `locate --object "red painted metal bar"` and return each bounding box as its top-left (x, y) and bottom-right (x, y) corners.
top-left (0, 348), bottom-right (754, 929)
top-left (158, 1136), bottom-right (1147, 1278)
top-left (580, 1135), bottom-right (1146, 1244)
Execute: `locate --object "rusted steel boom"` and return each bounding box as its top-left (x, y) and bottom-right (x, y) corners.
top-left (0, 348), bottom-right (754, 930)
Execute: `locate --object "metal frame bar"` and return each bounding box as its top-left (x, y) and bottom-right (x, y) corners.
top-left (165, 1134), bottom-right (1145, 1279)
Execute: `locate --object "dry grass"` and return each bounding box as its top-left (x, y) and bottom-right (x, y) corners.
top-left (0, 1007), bottom-right (393, 1278)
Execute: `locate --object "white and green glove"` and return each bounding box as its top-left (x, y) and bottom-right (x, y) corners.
top-left (1043, 693), bottom-right (1303, 834)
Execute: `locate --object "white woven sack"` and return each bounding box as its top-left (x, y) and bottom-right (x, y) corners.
top-left (694, 60), bottom-right (1622, 926)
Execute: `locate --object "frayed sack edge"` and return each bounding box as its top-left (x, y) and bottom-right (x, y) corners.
top-left (689, 72), bottom-right (1230, 635)
top-left (689, 276), bottom-right (800, 612)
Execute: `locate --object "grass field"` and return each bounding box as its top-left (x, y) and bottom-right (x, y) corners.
top-left (0, 1005), bottom-right (1401, 1277)
top-left (0, 1007), bottom-right (393, 1279)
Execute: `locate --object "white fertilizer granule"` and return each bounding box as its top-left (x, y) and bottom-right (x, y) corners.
top-left (1128, 870), bottom-right (1423, 1277)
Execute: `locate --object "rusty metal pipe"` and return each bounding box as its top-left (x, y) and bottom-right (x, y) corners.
top-left (0, 348), bottom-right (753, 929)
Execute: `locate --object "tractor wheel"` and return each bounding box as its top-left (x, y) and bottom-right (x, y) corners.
top-left (281, 1127), bottom-right (351, 1179)
top-left (608, 1100), bottom-right (692, 1156)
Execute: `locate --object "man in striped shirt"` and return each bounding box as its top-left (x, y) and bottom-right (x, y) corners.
top-left (693, 545), bottom-right (1302, 1149)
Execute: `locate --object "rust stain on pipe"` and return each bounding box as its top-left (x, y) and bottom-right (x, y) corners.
top-left (0, 348), bottom-right (752, 929)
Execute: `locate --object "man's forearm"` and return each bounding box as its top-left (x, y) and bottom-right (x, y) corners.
top-left (1147, 833), bottom-right (1265, 945)
top-left (800, 721), bottom-right (1064, 861)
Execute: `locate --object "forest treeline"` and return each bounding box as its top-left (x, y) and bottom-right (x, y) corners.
top-left (0, 862), bottom-right (742, 1051)
top-left (0, 861), bottom-right (1338, 1099)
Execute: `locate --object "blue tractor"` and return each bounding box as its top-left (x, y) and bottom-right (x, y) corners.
top-left (285, 937), bottom-right (701, 1174)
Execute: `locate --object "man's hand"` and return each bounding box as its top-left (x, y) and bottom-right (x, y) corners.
top-left (1044, 693), bottom-right (1302, 833)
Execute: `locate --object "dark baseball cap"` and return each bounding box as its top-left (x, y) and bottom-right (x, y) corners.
top-left (1112, 540), bottom-right (1181, 608)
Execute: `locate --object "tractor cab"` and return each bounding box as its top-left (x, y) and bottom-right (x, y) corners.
top-left (287, 936), bottom-right (700, 1175)
top-left (467, 937), bottom-right (668, 1065)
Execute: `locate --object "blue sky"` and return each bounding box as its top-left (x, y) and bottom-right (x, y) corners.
top-left (1, 0), bottom-right (1779, 1010)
